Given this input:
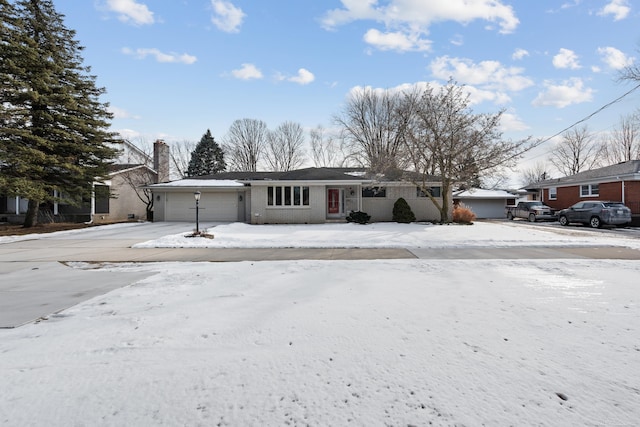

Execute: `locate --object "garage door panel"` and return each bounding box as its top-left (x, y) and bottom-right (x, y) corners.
top-left (166, 192), bottom-right (238, 221)
top-left (461, 200), bottom-right (505, 219)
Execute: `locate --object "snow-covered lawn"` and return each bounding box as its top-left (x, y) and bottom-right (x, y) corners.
top-left (1, 222), bottom-right (639, 426)
top-left (133, 220), bottom-right (640, 250)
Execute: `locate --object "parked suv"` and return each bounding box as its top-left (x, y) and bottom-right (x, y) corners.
top-left (557, 201), bottom-right (632, 228)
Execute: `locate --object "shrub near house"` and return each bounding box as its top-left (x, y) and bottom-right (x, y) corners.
top-left (453, 204), bottom-right (476, 224)
top-left (392, 198), bottom-right (416, 223)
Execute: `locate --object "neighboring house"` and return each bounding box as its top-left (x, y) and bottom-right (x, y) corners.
top-left (0, 139), bottom-right (170, 224)
top-left (530, 160), bottom-right (640, 225)
top-left (148, 167), bottom-right (448, 224)
top-left (453, 188), bottom-right (518, 219)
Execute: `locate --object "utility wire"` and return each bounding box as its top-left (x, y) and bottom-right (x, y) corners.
top-left (530, 82), bottom-right (640, 149)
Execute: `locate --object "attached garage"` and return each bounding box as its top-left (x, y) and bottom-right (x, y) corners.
top-left (165, 191), bottom-right (239, 222)
top-left (148, 179), bottom-right (247, 223)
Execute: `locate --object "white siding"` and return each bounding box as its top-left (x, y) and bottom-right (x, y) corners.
top-left (250, 185), bottom-right (326, 224)
top-left (362, 185), bottom-right (442, 222)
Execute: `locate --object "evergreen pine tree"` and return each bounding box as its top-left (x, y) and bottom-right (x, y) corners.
top-left (0, 0), bottom-right (118, 227)
top-left (186, 129), bottom-right (226, 177)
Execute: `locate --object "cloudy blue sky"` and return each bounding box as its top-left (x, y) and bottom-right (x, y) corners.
top-left (54, 0), bottom-right (639, 180)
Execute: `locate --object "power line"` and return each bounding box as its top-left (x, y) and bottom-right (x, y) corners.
top-left (531, 82), bottom-right (640, 150)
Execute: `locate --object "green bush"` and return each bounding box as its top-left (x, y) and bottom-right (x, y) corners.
top-left (346, 211), bottom-right (371, 224)
top-left (392, 197), bottom-right (416, 223)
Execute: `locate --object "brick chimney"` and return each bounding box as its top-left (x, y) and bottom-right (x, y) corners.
top-left (153, 139), bottom-right (170, 183)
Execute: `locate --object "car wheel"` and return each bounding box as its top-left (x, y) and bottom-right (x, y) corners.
top-left (559, 215), bottom-right (569, 226)
top-left (528, 213), bottom-right (536, 222)
top-left (589, 216), bottom-right (601, 229)
top-left (507, 212), bottom-right (514, 220)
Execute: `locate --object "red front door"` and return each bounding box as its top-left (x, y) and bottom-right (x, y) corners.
top-left (328, 189), bottom-right (340, 214)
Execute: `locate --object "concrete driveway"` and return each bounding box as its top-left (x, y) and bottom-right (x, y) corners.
top-left (2, 221), bottom-right (639, 328)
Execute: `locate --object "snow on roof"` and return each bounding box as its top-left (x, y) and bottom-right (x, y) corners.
top-left (454, 188), bottom-right (516, 199)
top-left (150, 179), bottom-right (245, 188)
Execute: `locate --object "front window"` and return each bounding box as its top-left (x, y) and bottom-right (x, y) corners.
top-left (548, 187), bottom-right (557, 200)
top-left (362, 187), bottom-right (386, 198)
top-left (580, 184), bottom-right (599, 197)
top-left (95, 184), bottom-right (110, 214)
top-left (267, 186), bottom-right (309, 207)
top-left (417, 186), bottom-right (441, 198)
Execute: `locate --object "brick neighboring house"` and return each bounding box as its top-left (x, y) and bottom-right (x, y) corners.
top-left (530, 160), bottom-right (640, 226)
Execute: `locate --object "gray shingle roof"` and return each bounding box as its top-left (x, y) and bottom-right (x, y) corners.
top-left (193, 167), bottom-right (368, 181)
top-left (191, 167), bottom-right (440, 182)
top-left (534, 160), bottom-right (640, 188)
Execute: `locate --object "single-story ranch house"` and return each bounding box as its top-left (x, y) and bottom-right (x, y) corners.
top-left (148, 167), bottom-right (448, 224)
top-left (530, 160), bottom-right (640, 226)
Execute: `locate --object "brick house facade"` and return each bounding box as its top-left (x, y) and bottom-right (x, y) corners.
top-left (529, 160), bottom-right (640, 225)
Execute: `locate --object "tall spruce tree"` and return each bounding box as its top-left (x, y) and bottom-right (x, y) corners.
top-left (0, 0), bottom-right (118, 227)
top-left (186, 129), bottom-right (226, 176)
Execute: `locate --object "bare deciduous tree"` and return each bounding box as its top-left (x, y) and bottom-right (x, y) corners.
top-left (334, 86), bottom-right (411, 174)
top-left (309, 125), bottom-right (358, 167)
top-left (118, 167), bottom-right (156, 221)
top-left (170, 139), bottom-right (197, 179)
top-left (264, 121), bottom-right (306, 171)
top-left (403, 81), bottom-right (533, 222)
top-left (601, 113), bottom-right (640, 165)
top-left (113, 138), bottom-right (161, 221)
top-left (619, 48), bottom-right (640, 83)
top-left (519, 161), bottom-right (552, 186)
top-left (549, 125), bottom-right (601, 176)
top-left (222, 118), bottom-right (268, 172)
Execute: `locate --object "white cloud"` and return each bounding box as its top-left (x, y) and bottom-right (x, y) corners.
top-left (499, 111), bottom-right (529, 132)
top-left (116, 129), bottom-right (142, 140)
top-left (429, 56), bottom-right (534, 92)
top-left (363, 29), bottom-right (431, 52)
top-left (560, 0), bottom-right (582, 10)
top-left (352, 81), bottom-right (509, 108)
top-left (552, 48), bottom-right (581, 69)
top-left (512, 48), bottom-right (529, 60)
top-left (288, 68), bottom-right (315, 85)
top-left (108, 106), bottom-right (140, 120)
top-left (121, 47), bottom-right (197, 64)
top-left (231, 63), bottom-right (263, 80)
top-left (321, 0), bottom-right (518, 52)
top-left (597, 46), bottom-right (634, 70)
top-left (532, 78), bottom-right (594, 108)
top-left (598, 0), bottom-right (630, 21)
top-left (211, 0), bottom-right (245, 33)
top-left (105, 0), bottom-right (154, 25)
top-left (449, 34), bottom-right (464, 46)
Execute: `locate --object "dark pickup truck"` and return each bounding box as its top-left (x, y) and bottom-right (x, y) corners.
top-left (505, 201), bottom-right (557, 222)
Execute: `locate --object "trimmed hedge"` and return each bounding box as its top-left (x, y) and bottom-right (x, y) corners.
top-left (392, 197), bottom-right (416, 223)
top-left (346, 211), bottom-right (371, 224)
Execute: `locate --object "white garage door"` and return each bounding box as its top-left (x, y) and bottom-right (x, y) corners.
top-left (166, 192), bottom-right (238, 222)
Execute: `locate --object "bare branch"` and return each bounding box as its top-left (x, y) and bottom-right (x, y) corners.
top-left (264, 121), bottom-right (306, 171)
